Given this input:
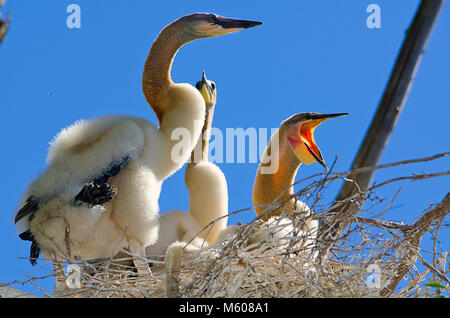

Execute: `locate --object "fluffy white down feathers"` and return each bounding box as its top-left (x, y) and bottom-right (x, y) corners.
top-left (15, 84), bottom-right (206, 264)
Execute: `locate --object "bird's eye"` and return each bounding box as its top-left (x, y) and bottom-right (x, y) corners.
top-left (195, 81), bottom-right (202, 90)
top-left (209, 14), bottom-right (219, 24)
top-left (211, 82), bottom-right (216, 90)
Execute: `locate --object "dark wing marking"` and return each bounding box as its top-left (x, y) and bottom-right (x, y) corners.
top-left (16, 198), bottom-right (42, 265)
top-left (18, 230), bottom-right (40, 266)
top-left (93, 156), bottom-right (130, 184)
top-left (18, 230), bottom-right (33, 241)
top-left (74, 156), bottom-right (129, 206)
top-left (74, 182), bottom-right (117, 205)
top-left (15, 197), bottom-right (39, 224)
top-left (16, 157), bottom-right (130, 264)
top-left (30, 240), bottom-right (40, 266)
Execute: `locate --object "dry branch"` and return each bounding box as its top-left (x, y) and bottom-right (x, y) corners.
top-left (318, 0), bottom-right (446, 260)
top-left (380, 192), bottom-right (450, 296)
top-left (3, 153), bottom-right (449, 298)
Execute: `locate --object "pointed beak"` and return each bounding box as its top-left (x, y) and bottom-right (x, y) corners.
top-left (202, 71), bottom-right (212, 94)
top-left (213, 17), bottom-right (262, 30)
top-left (195, 71), bottom-right (209, 92)
top-left (192, 14), bottom-right (262, 37)
top-left (305, 143), bottom-right (328, 170)
top-left (297, 113), bottom-right (348, 170)
top-left (201, 71), bottom-right (214, 98)
top-left (196, 71), bottom-right (215, 106)
top-left (309, 113), bottom-right (349, 121)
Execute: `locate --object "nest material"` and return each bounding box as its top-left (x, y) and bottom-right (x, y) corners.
top-left (4, 153), bottom-right (449, 298)
top-left (33, 202), bottom-right (446, 298)
top-left (5, 206), bottom-right (449, 298)
top-left (33, 226), bottom-right (387, 298)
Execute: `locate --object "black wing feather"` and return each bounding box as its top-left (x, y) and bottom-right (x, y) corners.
top-left (16, 157), bottom-right (130, 265)
top-left (15, 197), bottom-right (39, 224)
top-left (30, 240), bottom-right (40, 266)
top-left (74, 156), bottom-right (129, 206)
top-left (74, 182), bottom-right (117, 205)
top-left (16, 198), bottom-right (42, 265)
top-left (18, 230), bottom-right (40, 266)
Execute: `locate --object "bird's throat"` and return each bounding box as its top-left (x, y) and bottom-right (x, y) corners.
top-left (253, 131), bottom-right (301, 219)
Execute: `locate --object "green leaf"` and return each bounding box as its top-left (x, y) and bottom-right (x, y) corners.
top-left (424, 283), bottom-right (445, 289)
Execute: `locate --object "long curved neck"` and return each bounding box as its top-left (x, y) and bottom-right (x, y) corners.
top-left (141, 20), bottom-right (207, 180)
top-left (142, 20), bottom-right (196, 123)
top-left (184, 101), bottom-right (227, 245)
top-left (189, 105), bottom-right (215, 165)
top-left (253, 127), bottom-right (301, 219)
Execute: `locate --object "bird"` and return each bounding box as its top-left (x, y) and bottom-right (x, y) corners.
top-left (14, 13), bottom-right (261, 290)
top-left (217, 113), bottom-right (348, 254)
top-left (146, 71), bottom-right (228, 262)
top-left (185, 72), bottom-right (228, 245)
top-left (253, 112), bottom-right (348, 219)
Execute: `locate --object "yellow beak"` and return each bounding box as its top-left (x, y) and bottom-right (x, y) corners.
top-left (196, 71), bottom-right (214, 105)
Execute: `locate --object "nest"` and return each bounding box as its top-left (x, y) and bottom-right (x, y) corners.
top-left (3, 153), bottom-right (449, 298)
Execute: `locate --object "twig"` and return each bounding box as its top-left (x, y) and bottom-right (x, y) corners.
top-left (370, 171), bottom-right (450, 190)
top-left (416, 253), bottom-right (449, 284)
top-left (380, 192), bottom-right (450, 296)
top-left (317, 0), bottom-right (446, 260)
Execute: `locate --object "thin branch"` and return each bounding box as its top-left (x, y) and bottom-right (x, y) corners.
top-left (317, 0), bottom-right (446, 260)
top-left (370, 171), bottom-right (450, 190)
top-left (416, 253), bottom-right (449, 285)
top-left (380, 192), bottom-right (450, 296)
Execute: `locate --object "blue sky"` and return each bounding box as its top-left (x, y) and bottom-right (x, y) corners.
top-left (0, 1), bottom-right (448, 296)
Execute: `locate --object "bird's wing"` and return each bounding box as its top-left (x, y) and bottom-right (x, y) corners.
top-left (15, 200), bottom-right (41, 265)
top-left (14, 156), bottom-right (130, 266)
top-left (15, 155), bottom-right (130, 227)
top-left (14, 116), bottom-right (145, 233)
top-left (31, 116), bottom-right (145, 199)
top-left (14, 197), bottom-right (39, 225)
top-left (73, 156), bottom-right (129, 206)
top-left (14, 117), bottom-right (149, 265)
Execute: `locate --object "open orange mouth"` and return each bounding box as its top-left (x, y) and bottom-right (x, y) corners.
top-left (299, 119), bottom-right (327, 169)
top-left (286, 113), bottom-right (348, 169)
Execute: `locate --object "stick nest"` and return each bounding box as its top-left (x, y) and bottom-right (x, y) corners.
top-left (3, 153), bottom-right (449, 298)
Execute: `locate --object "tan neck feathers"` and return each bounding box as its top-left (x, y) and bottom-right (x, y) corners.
top-left (142, 20), bottom-right (194, 123)
top-left (189, 105), bottom-right (215, 166)
top-left (253, 126), bottom-right (301, 219)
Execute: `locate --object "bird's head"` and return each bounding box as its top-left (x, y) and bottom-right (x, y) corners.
top-left (179, 13), bottom-right (262, 38)
top-left (195, 71), bottom-right (216, 108)
top-left (282, 112), bottom-right (348, 169)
